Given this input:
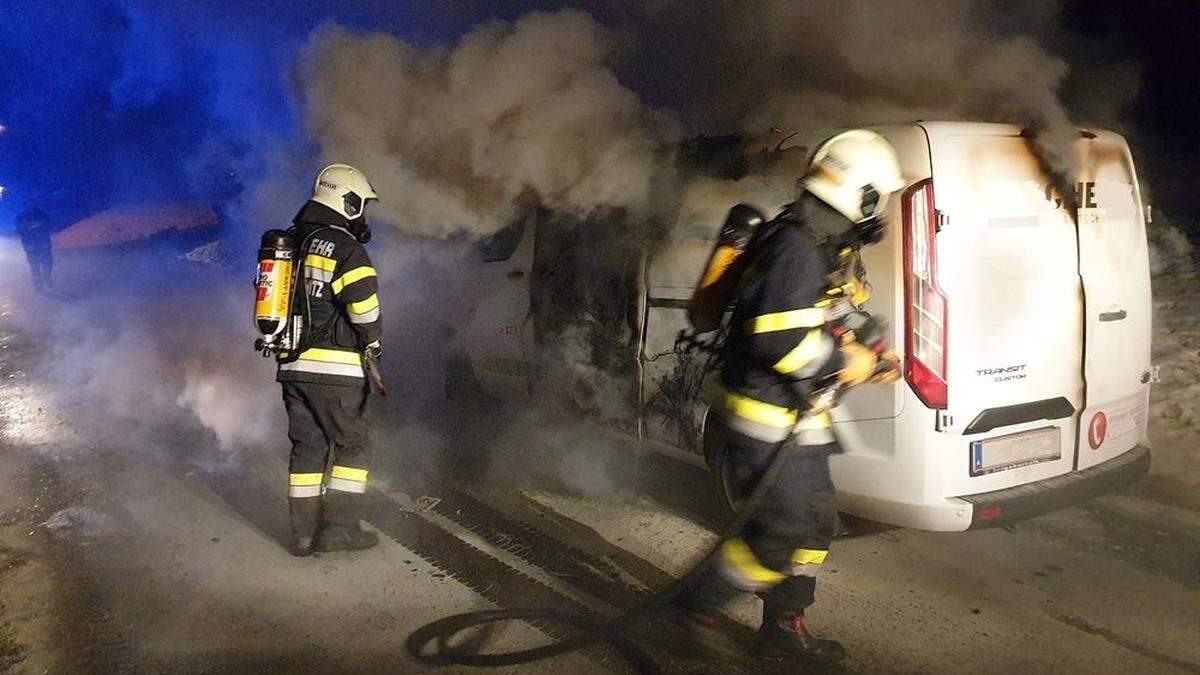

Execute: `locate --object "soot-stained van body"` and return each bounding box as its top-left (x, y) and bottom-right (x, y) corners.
top-left (455, 121), bottom-right (1153, 531)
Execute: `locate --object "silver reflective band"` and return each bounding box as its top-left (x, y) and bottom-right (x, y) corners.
top-left (789, 562), bottom-right (822, 578)
top-left (794, 427), bottom-right (836, 445)
top-left (790, 339), bottom-right (833, 378)
top-left (327, 476), bottom-right (367, 494)
top-left (279, 360), bottom-right (365, 378)
top-left (349, 307), bottom-right (380, 324)
top-left (288, 485), bottom-right (323, 498)
top-left (305, 267), bottom-right (334, 283)
top-left (720, 411), bottom-right (795, 443)
top-left (771, 329), bottom-right (834, 377)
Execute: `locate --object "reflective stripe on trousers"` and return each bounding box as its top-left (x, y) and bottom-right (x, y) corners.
top-left (289, 472), bottom-right (324, 498)
top-left (287, 467), bottom-right (369, 496)
top-left (327, 465), bottom-right (368, 494)
top-left (718, 538), bottom-right (830, 591)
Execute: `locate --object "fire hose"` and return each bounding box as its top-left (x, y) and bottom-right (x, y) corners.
top-left (405, 316), bottom-right (896, 674)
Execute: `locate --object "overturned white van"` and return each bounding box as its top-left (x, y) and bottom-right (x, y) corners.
top-left (453, 121), bottom-right (1153, 531)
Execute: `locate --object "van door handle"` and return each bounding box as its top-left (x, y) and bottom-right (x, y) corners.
top-left (1099, 309), bottom-right (1127, 322)
top-left (507, 269), bottom-right (525, 280)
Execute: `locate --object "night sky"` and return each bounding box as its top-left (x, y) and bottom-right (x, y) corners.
top-left (0, 1), bottom-right (1196, 234)
top-left (1063, 0), bottom-right (1200, 229)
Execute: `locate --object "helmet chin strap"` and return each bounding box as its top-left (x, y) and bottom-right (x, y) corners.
top-left (349, 198), bottom-right (377, 244)
top-left (348, 216), bottom-right (372, 244)
top-left (849, 183), bottom-right (885, 247)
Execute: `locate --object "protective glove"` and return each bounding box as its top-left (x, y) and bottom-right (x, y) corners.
top-left (870, 350), bottom-right (902, 384)
top-left (837, 341), bottom-right (879, 386)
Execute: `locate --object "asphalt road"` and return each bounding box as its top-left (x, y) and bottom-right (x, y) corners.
top-left (0, 306), bottom-right (1197, 674)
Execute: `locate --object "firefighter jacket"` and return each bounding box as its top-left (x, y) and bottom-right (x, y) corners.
top-left (277, 202), bottom-right (382, 387)
top-left (14, 208), bottom-right (52, 253)
top-left (716, 206), bottom-right (845, 445)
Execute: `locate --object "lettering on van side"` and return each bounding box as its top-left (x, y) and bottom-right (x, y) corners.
top-left (1044, 181), bottom-right (1098, 210)
top-left (976, 364), bottom-right (1027, 383)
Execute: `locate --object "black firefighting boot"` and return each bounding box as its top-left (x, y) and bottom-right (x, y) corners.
top-left (288, 497), bottom-right (321, 557)
top-left (748, 613), bottom-right (846, 664)
top-left (315, 491), bottom-right (379, 553)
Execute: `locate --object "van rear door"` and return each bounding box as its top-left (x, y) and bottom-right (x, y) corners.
top-left (924, 123), bottom-right (1084, 490)
top-left (462, 217), bottom-right (535, 399)
top-left (1073, 133), bottom-right (1152, 469)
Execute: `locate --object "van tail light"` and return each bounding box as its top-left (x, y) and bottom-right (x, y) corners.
top-left (903, 179), bottom-right (948, 409)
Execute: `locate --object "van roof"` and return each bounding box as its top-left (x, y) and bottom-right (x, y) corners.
top-left (911, 121), bottom-right (1125, 145)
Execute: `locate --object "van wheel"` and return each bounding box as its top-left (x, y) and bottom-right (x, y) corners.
top-left (444, 352), bottom-right (484, 403)
top-left (702, 414), bottom-right (742, 514)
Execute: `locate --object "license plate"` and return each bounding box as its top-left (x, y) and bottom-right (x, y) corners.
top-left (970, 427), bottom-right (1061, 477)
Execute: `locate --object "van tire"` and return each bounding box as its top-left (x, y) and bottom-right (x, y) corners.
top-left (701, 411), bottom-right (742, 514)
top-left (444, 352), bottom-right (485, 403)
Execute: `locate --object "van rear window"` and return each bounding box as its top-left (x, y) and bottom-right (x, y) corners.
top-left (476, 219), bottom-right (525, 263)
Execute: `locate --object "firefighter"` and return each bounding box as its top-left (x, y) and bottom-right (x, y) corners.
top-left (280, 164), bottom-right (383, 557)
top-left (681, 130), bottom-right (906, 663)
top-left (14, 204), bottom-right (53, 290)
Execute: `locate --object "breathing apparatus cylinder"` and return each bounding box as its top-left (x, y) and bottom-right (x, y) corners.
top-left (253, 229), bottom-right (297, 354)
top-left (688, 204), bottom-right (766, 333)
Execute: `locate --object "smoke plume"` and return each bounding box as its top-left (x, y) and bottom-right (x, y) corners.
top-left (299, 2), bottom-right (1139, 242)
top-left (0, 1), bottom-right (1154, 500)
top-left (298, 11), bottom-right (677, 238)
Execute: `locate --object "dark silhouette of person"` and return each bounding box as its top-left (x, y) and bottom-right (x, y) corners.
top-left (14, 205), bottom-right (53, 290)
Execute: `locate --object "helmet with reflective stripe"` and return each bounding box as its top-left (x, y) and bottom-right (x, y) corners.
top-left (801, 130), bottom-right (904, 224)
top-left (311, 164), bottom-right (379, 221)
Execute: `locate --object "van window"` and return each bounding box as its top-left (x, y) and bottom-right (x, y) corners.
top-left (476, 219), bottom-right (525, 263)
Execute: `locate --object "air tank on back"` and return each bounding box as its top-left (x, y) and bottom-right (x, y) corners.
top-left (254, 229), bottom-right (296, 350)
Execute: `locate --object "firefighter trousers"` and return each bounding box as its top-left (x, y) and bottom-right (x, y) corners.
top-left (692, 415), bottom-right (838, 621)
top-left (282, 381), bottom-right (372, 499)
top-left (24, 248), bottom-right (52, 289)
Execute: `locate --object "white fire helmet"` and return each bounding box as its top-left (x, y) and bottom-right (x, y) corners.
top-left (311, 163), bottom-right (379, 221)
top-left (801, 130), bottom-right (905, 223)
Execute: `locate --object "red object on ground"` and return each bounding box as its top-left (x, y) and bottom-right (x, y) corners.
top-left (52, 203), bottom-right (218, 250)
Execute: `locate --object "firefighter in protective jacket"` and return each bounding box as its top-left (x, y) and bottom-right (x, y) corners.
top-left (280, 164), bottom-right (383, 556)
top-left (14, 205), bottom-right (53, 290)
top-left (682, 130), bottom-right (906, 663)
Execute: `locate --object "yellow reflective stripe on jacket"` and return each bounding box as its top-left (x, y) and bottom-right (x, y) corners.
top-left (772, 328), bottom-right (830, 375)
top-left (304, 254), bottom-right (337, 272)
top-left (348, 294), bottom-right (379, 316)
top-left (719, 538), bottom-right (785, 590)
top-left (332, 266), bottom-right (376, 295)
top-left (790, 548), bottom-right (829, 566)
top-left (297, 348), bottom-right (361, 365)
top-left (720, 388), bottom-right (798, 429)
top-left (331, 466), bottom-right (368, 483)
top-left (747, 307), bottom-right (827, 334)
top-left (289, 472), bottom-right (324, 487)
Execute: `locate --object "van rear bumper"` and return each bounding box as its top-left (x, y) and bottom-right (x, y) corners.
top-left (957, 445), bottom-right (1151, 529)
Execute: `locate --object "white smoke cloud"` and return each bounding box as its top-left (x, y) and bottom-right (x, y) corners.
top-left (297, 3), bottom-right (1139, 243)
top-left (298, 10), bottom-right (677, 238)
